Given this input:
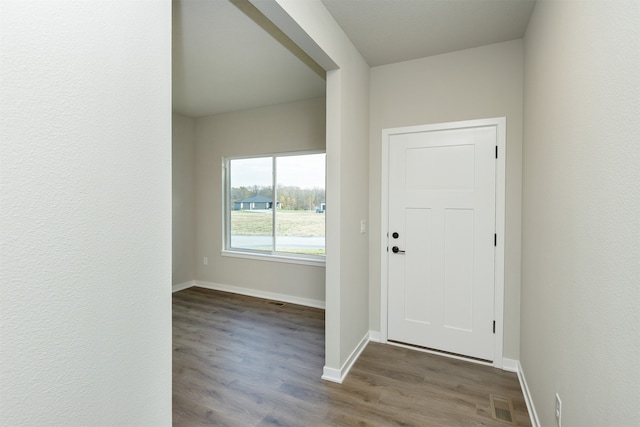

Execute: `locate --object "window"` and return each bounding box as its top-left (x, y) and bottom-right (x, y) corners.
top-left (224, 152), bottom-right (326, 263)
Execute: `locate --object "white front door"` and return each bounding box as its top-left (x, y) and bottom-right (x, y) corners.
top-left (387, 123), bottom-right (498, 361)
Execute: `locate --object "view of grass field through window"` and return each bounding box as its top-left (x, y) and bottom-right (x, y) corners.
top-left (228, 153), bottom-right (325, 257)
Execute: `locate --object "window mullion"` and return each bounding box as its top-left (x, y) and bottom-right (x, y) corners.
top-left (224, 158), bottom-right (231, 251)
top-left (272, 156), bottom-right (277, 253)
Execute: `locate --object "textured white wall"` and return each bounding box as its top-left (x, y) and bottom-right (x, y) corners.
top-left (369, 40), bottom-right (524, 360)
top-left (0, 1), bottom-right (172, 425)
top-left (194, 98), bottom-right (326, 302)
top-left (173, 113), bottom-right (196, 287)
top-left (522, 0), bottom-right (639, 425)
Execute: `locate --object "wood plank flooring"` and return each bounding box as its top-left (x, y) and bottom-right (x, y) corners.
top-left (173, 287), bottom-right (531, 426)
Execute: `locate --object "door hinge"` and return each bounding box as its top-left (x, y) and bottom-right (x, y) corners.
top-left (493, 321), bottom-right (496, 334)
top-left (494, 234), bottom-right (497, 247)
top-left (495, 146), bottom-right (498, 159)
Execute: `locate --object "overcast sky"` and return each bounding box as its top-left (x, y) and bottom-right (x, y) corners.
top-left (230, 153), bottom-right (325, 189)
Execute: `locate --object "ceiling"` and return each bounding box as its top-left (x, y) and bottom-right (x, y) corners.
top-left (172, 0), bottom-right (326, 118)
top-left (322, 0), bottom-right (536, 67)
top-left (172, 0), bottom-right (536, 118)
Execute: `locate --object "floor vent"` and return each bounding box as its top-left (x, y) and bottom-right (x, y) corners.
top-left (490, 394), bottom-right (516, 425)
top-left (265, 301), bottom-right (285, 307)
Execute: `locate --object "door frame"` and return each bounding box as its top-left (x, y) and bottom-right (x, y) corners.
top-left (380, 117), bottom-right (506, 369)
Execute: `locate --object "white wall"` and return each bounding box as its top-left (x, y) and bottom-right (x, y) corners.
top-left (522, 0), bottom-right (639, 425)
top-left (369, 40), bottom-right (524, 360)
top-left (194, 98), bottom-right (326, 303)
top-left (260, 0), bottom-right (371, 375)
top-left (173, 113), bottom-right (196, 287)
top-left (333, 59), bottom-right (371, 368)
top-left (0, 1), bottom-right (172, 426)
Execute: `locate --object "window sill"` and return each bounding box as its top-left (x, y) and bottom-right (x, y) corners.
top-left (221, 250), bottom-right (326, 267)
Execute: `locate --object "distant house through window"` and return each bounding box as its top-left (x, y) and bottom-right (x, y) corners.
top-left (224, 152), bottom-right (326, 261)
top-left (233, 195), bottom-right (281, 211)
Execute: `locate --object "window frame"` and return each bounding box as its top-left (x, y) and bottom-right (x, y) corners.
top-left (221, 150), bottom-right (326, 267)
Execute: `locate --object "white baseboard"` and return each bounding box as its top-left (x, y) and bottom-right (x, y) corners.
top-left (517, 361), bottom-right (541, 427)
top-left (369, 330), bottom-right (381, 342)
top-left (322, 331), bottom-right (370, 384)
top-left (502, 358), bottom-right (519, 373)
top-left (321, 365), bottom-right (342, 383)
top-left (194, 280), bottom-right (325, 309)
top-left (172, 280), bottom-right (195, 293)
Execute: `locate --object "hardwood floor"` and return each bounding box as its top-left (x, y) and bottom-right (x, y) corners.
top-left (173, 287), bottom-right (531, 426)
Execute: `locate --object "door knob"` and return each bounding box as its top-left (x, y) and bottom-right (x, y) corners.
top-left (392, 246), bottom-right (405, 254)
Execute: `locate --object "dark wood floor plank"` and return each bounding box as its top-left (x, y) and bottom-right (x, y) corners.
top-left (173, 287), bottom-right (530, 426)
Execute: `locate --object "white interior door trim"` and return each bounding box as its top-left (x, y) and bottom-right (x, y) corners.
top-left (380, 117), bottom-right (506, 369)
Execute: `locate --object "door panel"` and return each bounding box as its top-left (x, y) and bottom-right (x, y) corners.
top-left (443, 208), bottom-right (474, 332)
top-left (406, 144), bottom-right (475, 191)
top-left (405, 208), bottom-right (432, 324)
top-left (388, 126), bottom-right (496, 361)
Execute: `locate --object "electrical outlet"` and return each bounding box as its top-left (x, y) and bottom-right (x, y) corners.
top-left (203, 257), bottom-right (208, 265)
top-left (555, 393), bottom-right (562, 427)
top-left (360, 219), bottom-right (366, 234)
